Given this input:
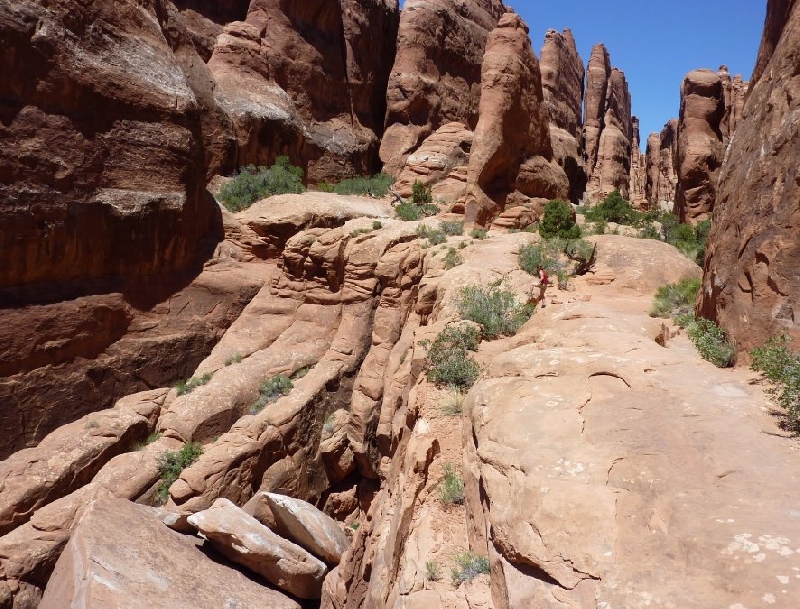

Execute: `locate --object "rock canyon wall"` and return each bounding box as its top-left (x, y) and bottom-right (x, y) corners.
top-left (700, 0), bottom-right (800, 353)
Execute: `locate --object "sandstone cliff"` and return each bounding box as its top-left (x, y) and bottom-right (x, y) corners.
top-left (699, 0), bottom-right (800, 353)
top-left (583, 44), bottom-right (633, 202)
top-left (629, 116), bottom-right (647, 207)
top-left (645, 118), bottom-right (679, 208)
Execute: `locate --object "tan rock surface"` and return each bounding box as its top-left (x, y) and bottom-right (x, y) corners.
top-left (674, 68), bottom-right (725, 223)
top-left (188, 498), bottom-right (326, 600)
top-left (264, 493), bottom-right (350, 564)
top-left (40, 498), bottom-right (299, 609)
top-left (700, 0), bottom-right (800, 353)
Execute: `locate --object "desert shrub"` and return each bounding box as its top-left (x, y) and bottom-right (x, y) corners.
top-left (426, 561), bottom-right (441, 581)
top-left (638, 222), bottom-right (661, 240)
top-left (440, 220), bottom-right (464, 236)
top-left (417, 224), bottom-right (447, 245)
top-left (539, 199), bottom-right (581, 239)
top-left (660, 214), bottom-right (711, 265)
top-left (155, 442), bottom-right (203, 505)
top-left (412, 180), bottom-right (433, 204)
top-left (424, 324), bottom-right (481, 389)
top-left (584, 190), bottom-right (636, 225)
top-left (519, 241), bottom-right (560, 276)
top-left (519, 237), bottom-right (594, 277)
top-left (175, 373), bottom-right (212, 396)
top-left (459, 240), bottom-right (468, 249)
top-left (224, 353), bottom-right (243, 366)
top-left (470, 228), bottom-right (488, 239)
top-left (250, 374), bottom-right (294, 415)
top-left (591, 218), bottom-right (607, 235)
top-left (322, 413), bottom-right (336, 435)
top-left (372, 220), bottom-right (383, 230)
top-left (451, 552), bottom-right (490, 584)
top-left (315, 181), bottom-right (335, 193)
top-left (395, 200), bottom-right (439, 221)
top-left (443, 247), bottom-right (463, 269)
top-left (684, 317), bottom-right (735, 368)
top-left (350, 227), bottom-right (372, 237)
top-left (218, 157), bottom-right (305, 211)
top-left (456, 283), bottom-right (534, 339)
top-left (751, 335), bottom-right (800, 432)
top-left (649, 277), bottom-right (701, 319)
top-left (440, 389), bottom-right (465, 416)
top-left (437, 463), bottom-right (465, 505)
top-left (334, 173), bottom-right (393, 197)
top-left (133, 432), bottom-right (162, 451)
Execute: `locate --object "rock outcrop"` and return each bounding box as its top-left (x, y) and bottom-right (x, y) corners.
top-left (39, 498), bottom-right (300, 608)
top-left (540, 28), bottom-right (587, 203)
top-left (207, 0), bottom-right (400, 182)
top-left (380, 0), bottom-right (506, 174)
top-left (717, 65), bottom-right (748, 141)
top-left (699, 0), bottom-right (800, 353)
top-left (583, 44), bottom-right (633, 201)
top-left (629, 116), bottom-right (647, 207)
top-left (464, 12), bottom-right (568, 226)
top-left (674, 69), bottom-right (726, 223)
top-left (645, 118), bottom-right (679, 208)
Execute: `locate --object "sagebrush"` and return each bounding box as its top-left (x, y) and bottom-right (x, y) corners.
top-left (451, 552), bottom-right (490, 584)
top-left (218, 157), bottom-right (305, 211)
top-left (250, 374), bottom-right (294, 414)
top-left (155, 442), bottom-right (203, 505)
top-left (424, 324), bottom-right (481, 389)
top-left (456, 283), bottom-right (533, 339)
top-left (437, 463), bottom-right (465, 505)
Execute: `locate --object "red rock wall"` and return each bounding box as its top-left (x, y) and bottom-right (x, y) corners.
top-left (380, 0), bottom-right (506, 173)
top-left (674, 69), bottom-right (725, 223)
top-left (629, 117), bottom-right (647, 208)
top-left (644, 119), bottom-right (679, 208)
top-left (699, 0), bottom-right (800, 354)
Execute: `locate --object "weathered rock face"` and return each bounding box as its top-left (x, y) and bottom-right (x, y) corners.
top-left (629, 116), bottom-right (647, 207)
top-left (645, 118), bottom-right (679, 208)
top-left (674, 69), bottom-right (725, 223)
top-left (380, 0), bottom-right (506, 174)
top-left (699, 0), bottom-right (800, 354)
top-left (717, 65), bottom-right (748, 141)
top-left (464, 12), bottom-right (568, 226)
top-left (540, 28), bottom-right (587, 203)
top-left (40, 498), bottom-right (300, 609)
top-left (583, 45), bottom-right (633, 201)
top-left (208, 0), bottom-right (400, 182)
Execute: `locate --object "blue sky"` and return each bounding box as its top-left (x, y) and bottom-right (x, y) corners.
top-left (398, 0), bottom-right (766, 147)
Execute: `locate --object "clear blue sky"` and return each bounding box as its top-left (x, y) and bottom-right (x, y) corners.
top-left (399, 0), bottom-right (766, 148)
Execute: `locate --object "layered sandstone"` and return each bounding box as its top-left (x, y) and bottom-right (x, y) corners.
top-left (583, 44), bottom-right (633, 201)
top-left (674, 69), bottom-right (725, 223)
top-left (629, 117), bottom-right (647, 207)
top-left (699, 0), bottom-right (800, 353)
top-left (380, 0), bottom-right (506, 174)
top-left (208, 0), bottom-right (400, 181)
top-left (645, 118), bottom-right (679, 208)
top-left (540, 28), bottom-right (587, 203)
top-left (717, 65), bottom-right (748, 141)
top-left (464, 12), bottom-right (568, 226)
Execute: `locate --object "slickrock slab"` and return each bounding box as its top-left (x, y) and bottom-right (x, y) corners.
top-left (188, 498), bottom-right (326, 600)
top-left (39, 498), bottom-right (299, 609)
top-left (264, 492), bottom-right (350, 564)
top-left (0, 400), bottom-right (153, 535)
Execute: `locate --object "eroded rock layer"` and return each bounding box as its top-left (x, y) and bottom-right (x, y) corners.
top-left (699, 0), bottom-right (800, 353)
top-left (645, 118), bottom-right (679, 208)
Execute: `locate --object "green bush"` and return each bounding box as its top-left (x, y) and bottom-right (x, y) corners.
top-left (350, 227), bottom-right (372, 238)
top-left (372, 220), bottom-right (383, 230)
top-left (417, 224), bottom-right (447, 245)
top-left (470, 228), bottom-right (488, 240)
top-left (218, 157), bottom-right (305, 212)
top-left (440, 220), bottom-right (464, 236)
top-left (451, 552), bottom-right (490, 584)
top-left (426, 561), bottom-right (441, 581)
top-left (334, 173), bottom-right (394, 197)
top-left (456, 284), bottom-right (534, 339)
top-left (684, 317), bottom-right (735, 368)
top-left (412, 180), bottom-right (433, 204)
top-left (395, 201), bottom-right (439, 221)
top-left (661, 214), bottom-right (711, 265)
top-left (250, 374), bottom-right (294, 415)
top-left (133, 432), bottom-right (162, 451)
top-left (315, 181), bottom-right (335, 193)
top-left (649, 277), bottom-right (701, 319)
top-left (584, 190), bottom-right (636, 225)
top-left (424, 324), bottom-right (481, 389)
top-left (539, 199), bottom-right (581, 239)
top-left (443, 247), bottom-right (463, 269)
top-left (437, 463), bottom-right (465, 505)
top-left (175, 373), bottom-right (212, 396)
top-left (224, 353), bottom-right (243, 366)
top-left (155, 442), bottom-right (203, 505)
top-left (440, 389), bottom-right (465, 416)
top-left (751, 335), bottom-right (800, 432)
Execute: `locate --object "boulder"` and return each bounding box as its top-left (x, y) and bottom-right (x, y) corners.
top-left (674, 69), bottom-right (725, 223)
top-left (699, 0), bottom-right (800, 354)
top-left (39, 498), bottom-right (299, 608)
top-left (188, 498), bottom-right (327, 600)
top-left (264, 493), bottom-right (350, 564)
